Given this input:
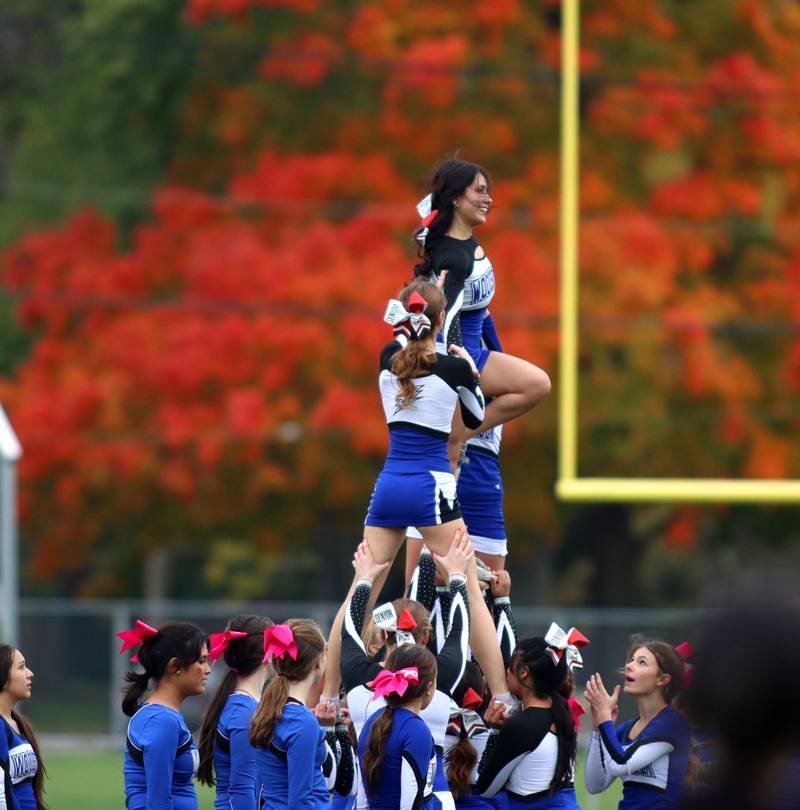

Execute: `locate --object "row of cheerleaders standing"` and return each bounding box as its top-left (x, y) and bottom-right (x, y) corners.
top-left (114, 160), bottom-right (695, 810)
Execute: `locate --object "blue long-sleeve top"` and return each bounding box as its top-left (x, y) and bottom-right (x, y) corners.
top-left (213, 693), bottom-right (260, 810)
top-left (358, 707), bottom-right (436, 810)
top-left (585, 706), bottom-right (689, 809)
top-left (124, 704), bottom-right (198, 810)
top-left (254, 700), bottom-right (331, 810)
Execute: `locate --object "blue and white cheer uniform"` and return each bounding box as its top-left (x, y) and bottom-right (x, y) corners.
top-left (584, 705), bottom-right (689, 809)
top-left (124, 703), bottom-right (199, 810)
top-left (0, 716), bottom-right (39, 810)
top-left (358, 707), bottom-right (436, 810)
top-left (213, 692), bottom-right (261, 810)
top-left (365, 340), bottom-right (484, 529)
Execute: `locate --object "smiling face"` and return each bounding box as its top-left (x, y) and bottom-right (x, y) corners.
top-left (624, 646), bottom-right (671, 698)
top-left (174, 643), bottom-right (210, 698)
top-left (455, 172), bottom-right (493, 227)
top-left (2, 650), bottom-right (33, 702)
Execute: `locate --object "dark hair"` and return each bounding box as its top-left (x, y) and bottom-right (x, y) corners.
top-left (0, 645), bottom-right (47, 808)
top-left (510, 638), bottom-right (577, 793)
top-left (121, 622), bottom-right (208, 717)
top-left (446, 662), bottom-right (490, 799)
top-left (413, 158), bottom-right (492, 278)
top-left (250, 619), bottom-right (325, 748)
top-left (390, 281), bottom-right (446, 409)
top-left (197, 615), bottom-right (273, 786)
top-left (382, 598), bottom-right (433, 649)
top-left (362, 645), bottom-right (437, 797)
top-left (626, 635), bottom-right (685, 705)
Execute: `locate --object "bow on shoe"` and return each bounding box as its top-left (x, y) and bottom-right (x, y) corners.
top-left (383, 291), bottom-right (432, 340)
top-left (371, 667), bottom-right (420, 700)
top-left (116, 620), bottom-right (159, 663)
top-left (208, 630), bottom-right (249, 663)
top-left (372, 603), bottom-right (417, 647)
top-left (544, 622), bottom-right (590, 667)
top-left (262, 625), bottom-right (298, 663)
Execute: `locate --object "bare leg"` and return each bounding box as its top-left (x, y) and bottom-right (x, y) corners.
top-left (404, 537), bottom-right (424, 589)
top-left (419, 521), bottom-right (508, 696)
top-left (322, 528), bottom-right (403, 698)
top-left (471, 352), bottom-right (550, 435)
top-left (476, 550), bottom-right (506, 572)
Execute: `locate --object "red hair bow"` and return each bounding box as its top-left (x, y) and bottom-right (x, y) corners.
top-left (371, 667), bottom-right (420, 700)
top-left (208, 630), bottom-right (249, 663)
top-left (396, 610), bottom-right (417, 632)
top-left (568, 697), bottom-right (586, 731)
top-left (676, 641), bottom-right (694, 688)
top-left (116, 620), bottom-right (159, 662)
top-left (262, 625), bottom-right (298, 663)
top-left (461, 687), bottom-right (483, 711)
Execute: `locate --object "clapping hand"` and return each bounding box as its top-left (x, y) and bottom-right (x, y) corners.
top-left (584, 673), bottom-right (620, 729)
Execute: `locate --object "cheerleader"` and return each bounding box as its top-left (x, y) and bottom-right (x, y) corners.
top-left (443, 662), bottom-right (502, 810)
top-left (335, 535), bottom-right (471, 809)
top-left (583, 637), bottom-right (690, 809)
top-left (412, 159), bottom-right (550, 463)
top-left (474, 632), bottom-right (581, 809)
top-left (406, 313), bottom-right (509, 580)
top-left (120, 621), bottom-right (210, 810)
top-left (357, 279), bottom-right (507, 697)
top-left (197, 615), bottom-right (272, 810)
top-left (0, 644), bottom-right (46, 809)
top-left (358, 645), bottom-right (438, 809)
top-left (250, 620), bottom-right (337, 810)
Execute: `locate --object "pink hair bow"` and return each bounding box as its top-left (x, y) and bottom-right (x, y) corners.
top-left (208, 630), bottom-right (249, 663)
top-left (116, 620), bottom-right (159, 663)
top-left (262, 624), bottom-right (298, 663)
top-left (676, 641), bottom-right (694, 688)
top-left (383, 291), bottom-right (432, 340)
top-left (371, 667), bottom-right (420, 700)
top-left (544, 622), bottom-right (590, 666)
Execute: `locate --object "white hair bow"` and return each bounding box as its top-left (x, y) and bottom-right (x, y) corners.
top-left (383, 291), bottom-right (432, 340)
top-left (544, 622), bottom-right (590, 669)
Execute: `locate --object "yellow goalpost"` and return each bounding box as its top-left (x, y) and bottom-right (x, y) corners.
top-left (555, 0), bottom-right (800, 504)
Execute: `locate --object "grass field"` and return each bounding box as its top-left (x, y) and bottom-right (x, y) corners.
top-left (46, 750), bottom-right (622, 809)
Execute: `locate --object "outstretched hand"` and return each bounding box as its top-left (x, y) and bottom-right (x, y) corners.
top-left (490, 569), bottom-right (511, 598)
top-left (448, 344), bottom-right (479, 377)
top-left (432, 525), bottom-right (474, 578)
top-left (352, 539), bottom-right (390, 584)
top-left (314, 701), bottom-right (337, 727)
top-left (583, 673), bottom-right (620, 729)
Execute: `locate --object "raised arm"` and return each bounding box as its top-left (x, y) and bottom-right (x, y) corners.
top-left (340, 542), bottom-right (389, 691)
top-left (431, 527), bottom-right (473, 696)
top-left (489, 571), bottom-right (517, 668)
